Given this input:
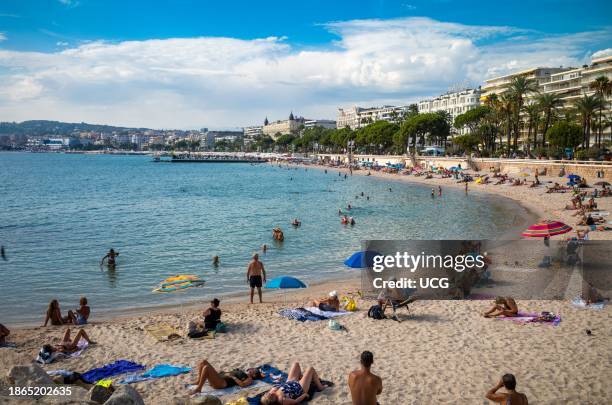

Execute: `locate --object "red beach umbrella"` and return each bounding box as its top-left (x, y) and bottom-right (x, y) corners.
top-left (522, 220), bottom-right (572, 238)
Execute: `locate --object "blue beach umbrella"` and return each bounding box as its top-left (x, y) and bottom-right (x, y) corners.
top-left (344, 251), bottom-right (381, 269)
top-left (265, 276), bottom-right (307, 289)
top-left (449, 166), bottom-right (462, 172)
top-left (567, 174), bottom-right (581, 180)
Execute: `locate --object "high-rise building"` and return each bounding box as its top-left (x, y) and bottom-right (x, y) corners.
top-left (304, 119), bottom-right (336, 129)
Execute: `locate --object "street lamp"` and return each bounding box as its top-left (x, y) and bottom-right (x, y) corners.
top-left (347, 140), bottom-right (355, 166)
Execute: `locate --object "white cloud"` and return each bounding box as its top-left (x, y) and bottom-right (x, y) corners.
top-left (0, 17), bottom-right (609, 129)
top-left (592, 48), bottom-right (612, 59)
top-left (0, 33), bottom-right (6, 42)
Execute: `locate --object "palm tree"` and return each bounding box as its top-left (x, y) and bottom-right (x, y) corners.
top-left (524, 103), bottom-right (540, 153)
top-left (499, 92), bottom-right (515, 154)
top-left (574, 94), bottom-right (603, 149)
top-left (589, 75), bottom-right (612, 147)
top-left (536, 93), bottom-right (563, 147)
top-left (508, 76), bottom-right (538, 151)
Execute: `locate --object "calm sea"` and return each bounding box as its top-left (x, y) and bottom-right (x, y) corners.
top-left (0, 152), bottom-right (532, 324)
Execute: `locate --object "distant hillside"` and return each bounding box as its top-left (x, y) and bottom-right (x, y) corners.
top-left (0, 120), bottom-right (151, 136)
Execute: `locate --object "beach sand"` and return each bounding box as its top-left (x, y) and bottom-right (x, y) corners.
top-left (1, 163), bottom-right (611, 404)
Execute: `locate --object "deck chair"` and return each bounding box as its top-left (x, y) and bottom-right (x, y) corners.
top-left (381, 288), bottom-right (417, 321)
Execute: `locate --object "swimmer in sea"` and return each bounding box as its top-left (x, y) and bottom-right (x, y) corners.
top-left (100, 248), bottom-right (119, 267)
top-left (438, 186), bottom-right (442, 197)
top-left (431, 188), bottom-right (435, 198)
top-left (213, 256), bottom-right (220, 267)
top-left (262, 244), bottom-right (268, 254)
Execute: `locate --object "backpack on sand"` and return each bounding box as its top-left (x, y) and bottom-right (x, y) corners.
top-left (367, 305), bottom-right (385, 320)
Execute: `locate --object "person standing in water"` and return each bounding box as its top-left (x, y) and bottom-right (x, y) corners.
top-left (100, 248), bottom-right (119, 267)
top-left (438, 186), bottom-right (442, 197)
top-left (431, 188), bottom-right (435, 198)
top-left (247, 253), bottom-right (266, 304)
top-left (465, 182), bottom-right (468, 194)
top-left (212, 256), bottom-right (220, 267)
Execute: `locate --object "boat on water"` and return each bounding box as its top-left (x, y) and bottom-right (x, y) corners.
top-left (153, 153), bottom-right (268, 163)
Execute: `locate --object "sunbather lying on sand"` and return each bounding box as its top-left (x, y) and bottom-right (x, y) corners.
top-left (311, 291), bottom-right (340, 312)
top-left (261, 362), bottom-right (331, 404)
top-left (189, 359), bottom-right (264, 394)
top-left (483, 297), bottom-right (518, 318)
top-left (44, 328), bottom-right (95, 355)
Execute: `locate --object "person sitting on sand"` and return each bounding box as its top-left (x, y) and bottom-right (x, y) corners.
top-left (0, 323), bottom-right (9, 345)
top-left (44, 299), bottom-right (71, 326)
top-left (68, 297), bottom-right (90, 325)
top-left (202, 298), bottom-right (222, 331)
top-left (485, 374), bottom-right (528, 404)
top-left (348, 351), bottom-right (382, 405)
top-left (100, 248), bottom-right (119, 267)
top-left (261, 362), bottom-right (330, 405)
top-left (483, 297), bottom-right (519, 318)
top-left (312, 291), bottom-right (340, 312)
top-left (44, 328), bottom-right (95, 355)
top-left (189, 359), bottom-right (264, 395)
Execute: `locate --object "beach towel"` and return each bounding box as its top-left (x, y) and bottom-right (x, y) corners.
top-left (571, 297), bottom-right (606, 310)
top-left (119, 364), bottom-right (191, 384)
top-left (36, 339), bottom-right (89, 364)
top-left (496, 312), bottom-right (561, 326)
top-left (144, 323), bottom-right (181, 341)
top-left (303, 307), bottom-right (351, 318)
top-left (278, 308), bottom-right (329, 322)
top-left (246, 371), bottom-right (332, 404)
top-left (188, 364), bottom-right (287, 397)
top-left (0, 342), bottom-right (16, 348)
top-left (81, 360), bottom-right (145, 384)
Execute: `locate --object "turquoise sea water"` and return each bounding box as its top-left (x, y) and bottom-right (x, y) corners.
top-left (0, 152), bottom-right (532, 324)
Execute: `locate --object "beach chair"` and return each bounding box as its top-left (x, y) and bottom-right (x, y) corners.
top-left (381, 288), bottom-right (417, 321)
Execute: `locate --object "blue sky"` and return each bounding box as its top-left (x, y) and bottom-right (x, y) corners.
top-left (0, 0), bottom-right (611, 128)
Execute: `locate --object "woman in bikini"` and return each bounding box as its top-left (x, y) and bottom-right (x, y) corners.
top-left (483, 296), bottom-right (519, 318)
top-left (261, 362), bottom-right (330, 405)
top-left (188, 359), bottom-right (264, 394)
top-left (100, 248), bottom-right (119, 267)
top-left (43, 299), bottom-right (71, 326)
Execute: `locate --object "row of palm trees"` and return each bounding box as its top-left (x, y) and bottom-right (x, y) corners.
top-left (480, 74), bottom-right (611, 153)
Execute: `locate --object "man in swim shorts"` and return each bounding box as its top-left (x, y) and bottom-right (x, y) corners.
top-left (247, 253), bottom-right (266, 304)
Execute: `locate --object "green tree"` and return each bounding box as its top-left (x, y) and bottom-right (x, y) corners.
top-left (453, 105), bottom-right (492, 134)
top-left (589, 75), bottom-right (612, 147)
top-left (452, 134), bottom-right (480, 153)
top-left (508, 76), bottom-right (538, 151)
top-left (546, 121), bottom-right (582, 149)
top-left (355, 120), bottom-right (398, 153)
top-left (395, 113), bottom-right (449, 154)
top-left (523, 103), bottom-right (541, 152)
top-left (574, 94), bottom-right (603, 149)
top-left (536, 93), bottom-right (563, 147)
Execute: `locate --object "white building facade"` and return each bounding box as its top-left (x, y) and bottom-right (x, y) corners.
top-left (336, 105), bottom-right (409, 130)
top-left (417, 88), bottom-right (482, 135)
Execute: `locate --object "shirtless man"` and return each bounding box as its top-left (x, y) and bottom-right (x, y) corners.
top-left (348, 351), bottom-right (382, 405)
top-left (485, 374), bottom-right (528, 404)
top-left (247, 253), bottom-right (266, 304)
top-left (483, 296), bottom-right (519, 318)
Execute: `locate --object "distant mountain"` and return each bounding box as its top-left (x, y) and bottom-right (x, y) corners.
top-left (0, 120), bottom-right (151, 136)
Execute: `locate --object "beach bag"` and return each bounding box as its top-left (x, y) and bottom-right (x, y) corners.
top-left (215, 322), bottom-right (227, 333)
top-left (187, 321), bottom-right (207, 339)
top-left (328, 319), bottom-right (342, 331)
top-left (343, 297), bottom-right (357, 311)
top-left (367, 305), bottom-right (385, 320)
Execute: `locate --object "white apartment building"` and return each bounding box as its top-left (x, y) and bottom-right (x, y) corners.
top-left (304, 119), bottom-right (336, 129)
top-left (481, 56), bottom-right (612, 146)
top-left (336, 105), bottom-right (409, 129)
top-left (243, 126), bottom-right (263, 144)
top-left (417, 88), bottom-right (482, 135)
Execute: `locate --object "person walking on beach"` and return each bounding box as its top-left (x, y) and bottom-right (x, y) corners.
top-left (348, 351), bottom-right (382, 405)
top-left (247, 253), bottom-right (266, 304)
top-left (485, 374), bottom-right (528, 404)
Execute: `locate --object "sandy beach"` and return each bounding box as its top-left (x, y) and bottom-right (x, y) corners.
top-left (1, 163), bottom-right (611, 404)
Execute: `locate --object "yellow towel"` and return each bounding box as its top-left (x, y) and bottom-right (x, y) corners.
top-left (96, 378), bottom-right (112, 388)
top-left (144, 323), bottom-right (181, 341)
top-left (225, 398), bottom-right (248, 405)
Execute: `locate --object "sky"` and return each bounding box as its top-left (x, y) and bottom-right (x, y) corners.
top-left (0, 0), bottom-right (611, 129)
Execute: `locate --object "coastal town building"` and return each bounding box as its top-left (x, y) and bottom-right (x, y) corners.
top-left (202, 130), bottom-right (244, 149)
top-left (243, 125), bottom-right (263, 144)
top-left (336, 105), bottom-right (409, 129)
top-left (481, 55), bottom-right (612, 146)
top-left (262, 112), bottom-right (305, 139)
top-left (304, 119), bottom-right (336, 129)
top-left (417, 88), bottom-right (482, 135)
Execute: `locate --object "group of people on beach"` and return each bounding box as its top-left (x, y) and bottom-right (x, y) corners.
top-left (43, 297), bottom-right (90, 326)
